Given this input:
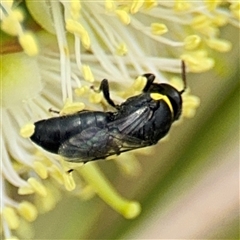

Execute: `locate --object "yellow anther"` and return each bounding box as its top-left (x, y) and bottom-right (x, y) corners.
top-left (63, 172), bottom-right (76, 191)
top-left (116, 43), bottom-right (128, 56)
top-left (150, 93), bottom-right (173, 114)
top-left (33, 161), bottom-right (48, 179)
top-left (134, 76), bottom-right (147, 91)
top-left (191, 15), bottom-right (211, 30)
top-left (18, 201), bottom-right (38, 222)
top-left (184, 35), bottom-right (201, 50)
top-left (2, 207), bottom-right (20, 229)
top-left (18, 185), bottom-right (34, 195)
top-left (74, 86), bottom-right (89, 96)
top-left (70, 0), bottom-right (81, 20)
top-left (151, 23), bottom-right (168, 35)
top-left (181, 51), bottom-right (215, 72)
top-left (27, 177), bottom-right (47, 197)
top-left (115, 10), bottom-right (131, 25)
top-left (12, 9), bottom-right (25, 22)
top-left (130, 0), bottom-right (144, 14)
top-left (170, 76), bottom-right (184, 91)
top-left (66, 19), bottom-right (85, 35)
top-left (78, 185), bottom-right (96, 200)
top-left (143, 0), bottom-right (157, 10)
top-left (82, 64), bottom-right (94, 82)
top-left (1, 11), bottom-right (21, 36)
top-left (182, 95), bottom-right (200, 118)
top-left (20, 123), bottom-right (35, 138)
top-left (230, 2), bottom-right (240, 19)
top-left (48, 165), bottom-right (65, 185)
top-left (206, 38), bottom-right (232, 52)
top-left (60, 99), bottom-right (85, 115)
top-left (18, 32), bottom-right (39, 56)
top-left (34, 184), bottom-right (61, 214)
top-left (204, 0), bottom-right (222, 11)
top-left (66, 19), bottom-right (91, 49)
top-left (105, 0), bottom-right (115, 11)
top-left (174, 0), bottom-right (191, 11)
top-left (81, 31), bottom-right (91, 49)
top-left (212, 14), bottom-right (228, 27)
top-left (89, 92), bottom-right (103, 104)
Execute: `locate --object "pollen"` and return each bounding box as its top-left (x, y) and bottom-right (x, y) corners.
top-left (82, 64), bottom-right (95, 82)
top-left (184, 35), bottom-right (201, 50)
top-left (230, 2), bottom-right (240, 19)
top-left (18, 185), bottom-right (35, 195)
top-left (134, 76), bottom-right (147, 92)
top-left (1, 9), bottom-right (24, 36)
top-left (116, 43), bottom-right (128, 56)
top-left (205, 38), bottom-right (232, 52)
top-left (60, 99), bottom-right (85, 115)
top-left (2, 207), bottom-right (20, 229)
top-left (17, 201), bottom-right (38, 222)
top-left (66, 19), bottom-right (91, 49)
top-left (105, 0), bottom-right (115, 11)
top-left (182, 95), bottom-right (200, 118)
top-left (20, 123), bottom-right (35, 138)
top-left (204, 0), bottom-right (222, 11)
top-left (181, 51), bottom-right (215, 72)
top-left (89, 92), bottom-right (103, 104)
top-left (130, 0), bottom-right (144, 14)
top-left (115, 10), bottom-right (131, 25)
top-left (75, 86), bottom-right (89, 96)
top-left (33, 161), bottom-right (48, 179)
top-left (48, 165), bottom-right (65, 185)
top-left (143, 0), bottom-right (157, 10)
top-left (27, 178), bottom-right (47, 197)
top-left (18, 32), bottom-right (39, 56)
top-left (63, 172), bottom-right (76, 191)
top-left (174, 0), bottom-right (191, 11)
top-left (151, 23), bottom-right (168, 35)
top-left (70, 0), bottom-right (81, 20)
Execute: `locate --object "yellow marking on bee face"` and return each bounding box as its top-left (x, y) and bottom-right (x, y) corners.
top-left (150, 93), bottom-right (173, 114)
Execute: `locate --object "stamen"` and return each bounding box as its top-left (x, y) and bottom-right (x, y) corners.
top-left (19, 123), bottom-right (35, 138)
top-left (205, 38), bottom-right (232, 52)
top-left (32, 161), bottom-right (48, 179)
top-left (17, 201), bottom-right (38, 222)
top-left (27, 178), bottom-right (47, 197)
top-left (115, 10), bottom-right (131, 25)
top-left (151, 23), bottom-right (168, 35)
top-left (78, 163), bottom-right (141, 219)
top-left (2, 207), bottom-right (20, 229)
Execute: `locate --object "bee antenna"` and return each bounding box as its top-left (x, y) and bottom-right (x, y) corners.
top-left (179, 60), bottom-right (187, 94)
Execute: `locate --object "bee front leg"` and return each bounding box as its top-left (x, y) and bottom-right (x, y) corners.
top-left (99, 79), bottom-right (119, 109)
top-left (142, 73), bottom-right (156, 92)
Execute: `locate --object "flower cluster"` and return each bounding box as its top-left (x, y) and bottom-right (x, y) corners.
top-left (1, 1), bottom-right (238, 239)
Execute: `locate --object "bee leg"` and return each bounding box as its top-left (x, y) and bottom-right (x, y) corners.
top-left (142, 73), bottom-right (155, 92)
top-left (99, 79), bottom-right (119, 109)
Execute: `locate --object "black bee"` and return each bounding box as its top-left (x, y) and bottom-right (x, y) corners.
top-left (30, 61), bottom-right (187, 163)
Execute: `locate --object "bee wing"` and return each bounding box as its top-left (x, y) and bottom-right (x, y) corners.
top-left (58, 106), bottom-right (153, 162)
top-left (108, 105), bottom-right (153, 135)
